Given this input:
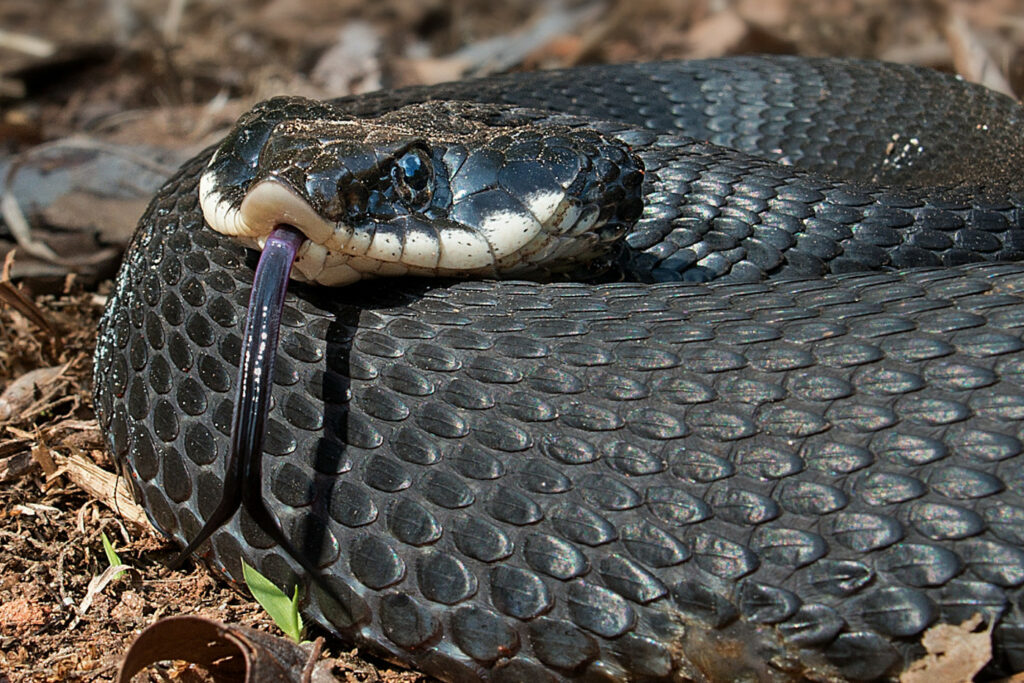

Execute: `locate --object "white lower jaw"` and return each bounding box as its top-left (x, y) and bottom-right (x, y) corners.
top-left (199, 171), bottom-right (581, 286)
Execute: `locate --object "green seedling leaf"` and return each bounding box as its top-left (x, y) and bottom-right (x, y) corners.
top-left (241, 559), bottom-right (304, 643)
top-left (101, 531), bottom-right (125, 579)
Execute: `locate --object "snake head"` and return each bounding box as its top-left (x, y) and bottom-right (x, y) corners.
top-left (199, 96), bottom-right (645, 284)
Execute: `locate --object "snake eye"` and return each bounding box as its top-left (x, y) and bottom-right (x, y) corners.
top-left (391, 148), bottom-right (433, 209)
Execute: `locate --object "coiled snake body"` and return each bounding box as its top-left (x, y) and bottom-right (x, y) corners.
top-left (94, 57), bottom-right (1024, 681)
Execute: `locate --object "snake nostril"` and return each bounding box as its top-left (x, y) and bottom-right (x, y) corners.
top-left (304, 168), bottom-right (345, 213)
top-left (338, 180), bottom-right (369, 218)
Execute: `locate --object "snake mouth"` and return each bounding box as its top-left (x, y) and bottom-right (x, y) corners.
top-left (200, 170), bottom-right (612, 286)
top-left (201, 173), bottom-right (514, 285)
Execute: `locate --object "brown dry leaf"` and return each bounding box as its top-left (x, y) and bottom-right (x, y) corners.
top-left (945, 5), bottom-right (1015, 97)
top-left (683, 10), bottom-right (750, 59)
top-left (0, 449), bottom-right (34, 481)
top-left (309, 21), bottom-right (383, 95)
top-left (0, 250), bottom-right (58, 338)
top-left (390, 56), bottom-right (472, 89)
top-left (31, 439), bottom-right (57, 476)
top-left (57, 451), bottom-right (149, 527)
top-left (117, 616), bottom-right (336, 683)
top-left (40, 192), bottom-right (152, 247)
top-left (900, 613), bottom-right (992, 683)
top-left (445, 2), bottom-right (604, 78)
top-left (0, 362), bottom-right (69, 422)
top-left (735, 0), bottom-right (791, 29)
top-left (1, 136), bottom-right (186, 288)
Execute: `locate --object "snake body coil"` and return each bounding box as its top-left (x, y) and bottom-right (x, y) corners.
top-left (95, 57), bottom-right (1024, 681)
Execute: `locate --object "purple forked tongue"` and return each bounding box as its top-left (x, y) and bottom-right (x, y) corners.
top-left (169, 226), bottom-right (307, 569)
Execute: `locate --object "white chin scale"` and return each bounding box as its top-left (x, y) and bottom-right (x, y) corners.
top-left (199, 169), bottom-right (585, 286)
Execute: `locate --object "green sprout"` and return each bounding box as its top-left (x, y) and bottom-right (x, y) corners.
top-left (241, 559), bottom-right (305, 643)
top-left (101, 531), bottom-right (126, 579)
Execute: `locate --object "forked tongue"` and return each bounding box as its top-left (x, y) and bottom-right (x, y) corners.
top-left (169, 226), bottom-right (305, 567)
top-left (228, 225), bottom-right (305, 490)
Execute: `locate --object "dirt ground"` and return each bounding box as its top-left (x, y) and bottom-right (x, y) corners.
top-left (4, 1), bottom-right (1024, 681)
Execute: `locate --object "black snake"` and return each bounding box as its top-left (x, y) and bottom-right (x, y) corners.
top-left (94, 57), bottom-right (1024, 681)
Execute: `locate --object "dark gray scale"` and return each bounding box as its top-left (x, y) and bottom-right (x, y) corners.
top-left (94, 58), bottom-right (1024, 682)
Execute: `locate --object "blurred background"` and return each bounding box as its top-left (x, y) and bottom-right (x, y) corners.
top-left (2, 0), bottom-right (1024, 286)
top-left (5, 0), bottom-right (1024, 107)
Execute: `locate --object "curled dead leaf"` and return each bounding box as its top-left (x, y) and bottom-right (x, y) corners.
top-left (117, 615), bottom-right (335, 683)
